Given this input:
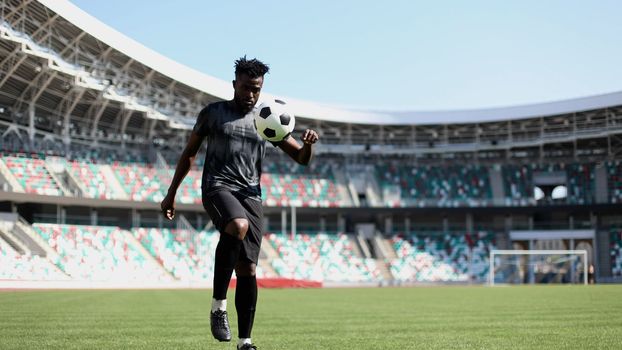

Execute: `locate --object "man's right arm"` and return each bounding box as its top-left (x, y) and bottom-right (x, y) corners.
top-left (160, 131), bottom-right (204, 220)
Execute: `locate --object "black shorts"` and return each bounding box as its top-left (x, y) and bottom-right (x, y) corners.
top-left (203, 190), bottom-right (263, 264)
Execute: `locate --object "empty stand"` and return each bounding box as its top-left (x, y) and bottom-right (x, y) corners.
top-left (502, 163), bottom-right (596, 205)
top-left (132, 228), bottom-right (216, 281)
top-left (376, 163), bottom-right (493, 207)
top-left (266, 231), bottom-right (382, 282)
top-left (33, 224), bottom-right (170, 282)
top-left (607, 161), bottom-right (622, 203)
top-left (261, 162), bottom-right (346, 207)
top-left (389, 232), bottom-right (495, 282)
top-left (112, 162), bottom-right (166, 202)
top-left (611, 230), bottom-right (622, 277)
top-left (3, 155), bottom-right (62, 196)
top-left (67, 161), bottom-right (117, 199)
top-left (0, 237), bottom-right (69, 281)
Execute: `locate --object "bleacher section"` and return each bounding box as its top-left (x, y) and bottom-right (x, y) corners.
top-left (267, 231), bottom-right (382, 282)
top-left (566, 163), bottom-right (595, 205)
top-left (2, 153), bottom-right (619, 207)
top-left (176, 170), bottom-right (202, 204)
top-left (261, 162), bottom-right (345, 207)
top-left (389, 232), bottom-right (494, 282)
top-left (607, 160), bottom-right (622, 203)
top-left (50, 156), bottom-right (345, 206)
top-left (111, 162), bottom-right (168, 202)
top-left (67, 161), bottom-right (116, 199)
top-left (502, 163), bottom-right (596, 205)
top-left (611, 231), bottom-right (622, 277)
top-left (7, 220), bottom-right (622, 284)
top-left (132, 228), bottom-right (219, 281)
top-left (0, 237), bottom-right (70, 281)
top-left (501, 164), bottom-right (532, 206)
top-left (75, 159), bottom-right (201, 203)
top-left (376, 163), bottom-right (492, 207)
top-left (2, 155), bottom-right (62, 196)
top-left (33, 224), bottom-right (171, 282)
top-left (133, 228), bottom-right (273, 280)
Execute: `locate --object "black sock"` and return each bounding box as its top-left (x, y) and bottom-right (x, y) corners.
top-left (212, 234), bottom-right (241, 300)
top-left (235, 275), bottom-right (258, 338)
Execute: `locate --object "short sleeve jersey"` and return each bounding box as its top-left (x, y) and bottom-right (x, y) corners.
top-left (193, 101), bottom-right (266, 201)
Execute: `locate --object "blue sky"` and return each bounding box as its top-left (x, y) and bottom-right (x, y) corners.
top-left (70, 0), bottom-right (622, 110)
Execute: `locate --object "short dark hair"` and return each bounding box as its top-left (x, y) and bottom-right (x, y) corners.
top-left (234, 56), bottom-right (269, 78)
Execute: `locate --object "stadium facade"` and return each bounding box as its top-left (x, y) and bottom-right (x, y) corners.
top-left (0, 0), bottom-right (620, 287)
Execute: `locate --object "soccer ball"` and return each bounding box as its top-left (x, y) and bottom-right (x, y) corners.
top-left (254, 99), bottom-right (295, 142)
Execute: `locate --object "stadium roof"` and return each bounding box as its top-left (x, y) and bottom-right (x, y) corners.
top-left (42, 0), bottom-right (622, 126)
top-left (373, 91), bottom-right (622, 125)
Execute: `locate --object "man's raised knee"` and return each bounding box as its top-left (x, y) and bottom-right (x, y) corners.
top-left (235, 262), bottom-right (256, 277)
top-left (225, 218), bottom-right (249, 240)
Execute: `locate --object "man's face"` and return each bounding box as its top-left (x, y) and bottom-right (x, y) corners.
top-left (233, 73), bottom-right (263, 114)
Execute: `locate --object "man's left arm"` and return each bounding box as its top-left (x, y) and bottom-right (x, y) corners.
top-left (277, 129), bottom-right (319, 165)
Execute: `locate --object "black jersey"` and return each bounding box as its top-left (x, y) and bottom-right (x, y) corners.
top-left (193, 101), bottom-right (266, 201)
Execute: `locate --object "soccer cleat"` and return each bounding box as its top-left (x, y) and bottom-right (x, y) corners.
top-left (237, 344), bottom-right (258, 350)
top-left (210, 310), bottom-right (231, 342)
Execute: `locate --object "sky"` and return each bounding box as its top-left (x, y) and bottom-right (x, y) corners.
top-left (70, 0), bottom-right (622, 111)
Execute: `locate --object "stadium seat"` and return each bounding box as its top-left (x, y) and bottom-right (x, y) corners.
top-left (376, 163), bottom-right (493, 207)
top-left (607, 161), bottom-right (622, 204)
top-left (265, 231), bottom-right (382, 282)
top-left (389, 231), bottom-right (495, 282)
top-left (131, 228), bottom-right (273, 281)
top-left (111, 162), bottom-right (202, 204)
top-left (132, 228), bottom-right (218, 281)
top-left (111, 162), bottom-right (167, 202)
top-left (174, 169), bottom-right (202, 204)
top-left (261, 162), bottom-right (347, 207)
top-left (566, 163), bottom-right (595, 204)
top-left (611, 230), bottom-right (622, 277)
top-left (67, 161), bottom-right (118, 199)
top-left (502, 163), bottom-right (596, 205)
top-left (3, 155), bottom-right (63, 196)
top-left (0, 237), bottom-right (70, 281)
top-left (33, 224), bottom-right (171, 282)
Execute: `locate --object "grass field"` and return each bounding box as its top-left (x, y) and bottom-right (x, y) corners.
top-left (0, 285), bottom-right (621, 349)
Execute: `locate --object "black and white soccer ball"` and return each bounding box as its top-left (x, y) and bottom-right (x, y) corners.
top-left (254, 99), bottom-right (295, 142)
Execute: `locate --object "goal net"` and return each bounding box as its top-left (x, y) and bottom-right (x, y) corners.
top-left (489, 250), bottom-right (587, 285)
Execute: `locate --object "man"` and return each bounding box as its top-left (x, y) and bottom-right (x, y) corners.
top-left (160, 57), bottom-right (319, 350)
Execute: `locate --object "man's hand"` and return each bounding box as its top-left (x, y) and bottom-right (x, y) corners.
top-left (301, 129), bottom-right (319, 145)
top-left (160, 192), bottom-right (176, 220)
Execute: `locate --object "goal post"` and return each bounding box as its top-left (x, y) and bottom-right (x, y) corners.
top-left (489, 250), bottom-right (588, 286)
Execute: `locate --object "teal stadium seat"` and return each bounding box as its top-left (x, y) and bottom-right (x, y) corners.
top-left (174, 169), bottom-right (202, 204)
top-left (112, 162), bottom-right (166, 202)
top-left (132, 228), bottom-right (220, 281)
top-left (261, 162), bottom-right (345, 207)
top-left (0, 237), bottom-right (70, 281)
top-left (611, 230), bottom-right (622, 277)
top-left (33, 224), bottom-right (170, 282)
top-left (376, 163), bottom-right (492, 207)
top-left (68, 161), bottom-right (117, 199)
top-left (389, 231), bottom-right (495, 282)
top-left (266, 231), bottom-right (381, 282)
top-left (566, 163), bottom-right (595, 204)
top-left (607, 160), bottom-right (622, 203)
top-left (502, 163), bottom-right (596, 205)
top-left (4, 155), bottom-right (62, 196)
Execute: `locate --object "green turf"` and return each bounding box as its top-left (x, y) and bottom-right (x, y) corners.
top-left (0, 285), bottom-right (620, 349)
